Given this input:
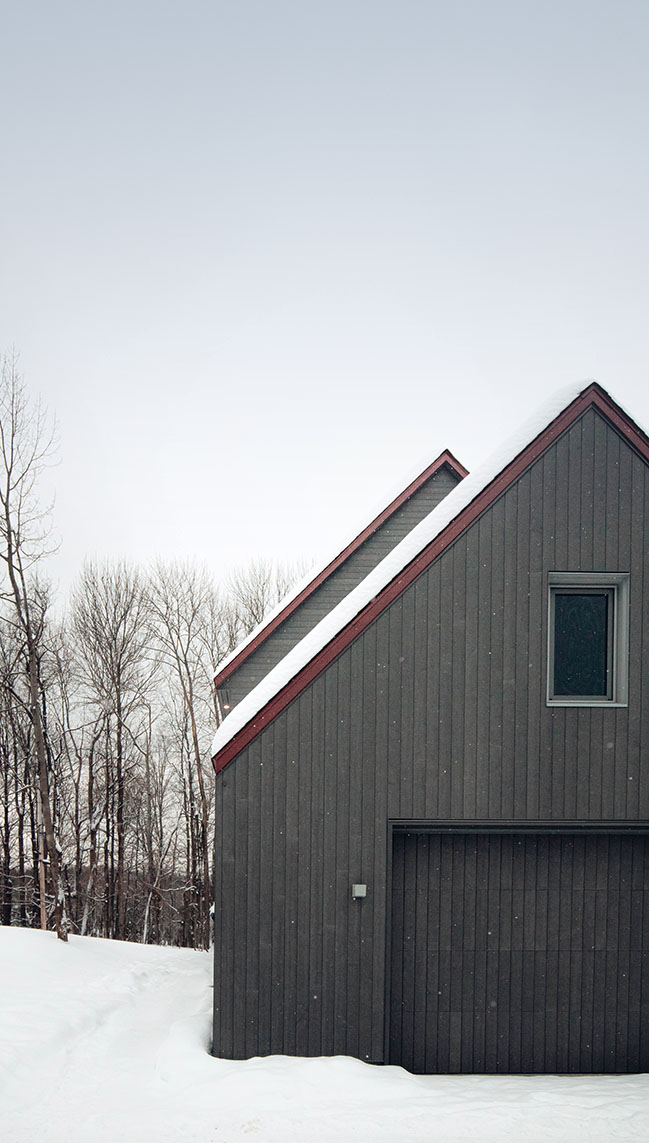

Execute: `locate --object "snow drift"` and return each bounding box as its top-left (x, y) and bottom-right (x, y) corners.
top-left (1, 927), bottom-right (648, 1142)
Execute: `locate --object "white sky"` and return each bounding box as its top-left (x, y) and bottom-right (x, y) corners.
top-left (2, 1), bottom-right (649, 598)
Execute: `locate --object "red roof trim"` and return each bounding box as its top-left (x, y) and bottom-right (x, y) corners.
top-left (213, 384), bottom-right (649, 774)
top-left (213, 449), bottom-right (468, 688)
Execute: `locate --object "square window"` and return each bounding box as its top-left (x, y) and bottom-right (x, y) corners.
top-left (547, 573), bottom-right (629, 706)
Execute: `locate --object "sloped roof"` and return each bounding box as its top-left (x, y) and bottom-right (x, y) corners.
top-left (214, 448), bottom-right (467, 688)
top-left (212, 382), bottom-right (649, 773)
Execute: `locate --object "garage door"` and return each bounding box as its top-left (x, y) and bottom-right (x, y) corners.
top-left (389, 831), bottom-right (649, 1073)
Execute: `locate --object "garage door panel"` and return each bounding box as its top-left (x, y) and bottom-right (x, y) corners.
top-left (580, 889), bottom-right (597, 949)
top-left (632, 842), bottom-right (649, 889)
top-left (389, 831), bottom-right (649, 1073)
top-left (630, 891), bottom-right (646, 948)
top-left (481, 998), bottom-right (497, 1072)
top-left (459, 1008), bottom-right (477, 1073)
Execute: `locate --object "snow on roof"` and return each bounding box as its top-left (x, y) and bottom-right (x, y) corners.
top-left (210, 381), bottom-right (598, 760)
top-left (213, 447), bottom-right (465, 682)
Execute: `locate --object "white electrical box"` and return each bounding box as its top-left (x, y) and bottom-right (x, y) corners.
top-left (351, 883), bottom-right (367, 899)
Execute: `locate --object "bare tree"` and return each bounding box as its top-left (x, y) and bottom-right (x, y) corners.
top-left (0, 388), bottom-right (311, 947)
top-left (137, 728), bottom-right (181, 945)
top-left (0, 358), bottom-right (67, 940)
top-left (227, 556), bottom-right (309, 636)
top-left (0, 614), bottom-right (40, 928)
top-left (0, 618), bottom-right (22, 926)
top-left (149, 562), bottom-right (219, 948)
top-left (72, 561), bottom-right (154, 940)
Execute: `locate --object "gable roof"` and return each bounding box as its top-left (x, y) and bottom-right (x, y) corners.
top-left (213, 448), bottom-right (467, 689)
top-left (212, 382), bottom-right (649, 773)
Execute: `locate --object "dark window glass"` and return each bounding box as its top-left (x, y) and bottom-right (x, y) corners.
top-left (553, 591), bottom-right (610, 697)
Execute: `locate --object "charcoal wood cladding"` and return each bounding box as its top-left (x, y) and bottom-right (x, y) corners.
top-left (390, 831), bottom-right (649, 1073)
top-left (212, 394), bottom-right (649, 1073)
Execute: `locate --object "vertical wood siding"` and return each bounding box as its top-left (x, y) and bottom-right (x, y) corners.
top-left (213, 409), bottom-right (649, 1061)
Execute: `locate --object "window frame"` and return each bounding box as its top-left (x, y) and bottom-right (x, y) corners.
top-left (546, 571), bottom-right (630, 707)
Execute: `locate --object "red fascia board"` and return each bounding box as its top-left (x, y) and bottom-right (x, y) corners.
top-left (213, 383), bottom-right (649, 774)
top-left (213, 449), bottom-right (468, 689)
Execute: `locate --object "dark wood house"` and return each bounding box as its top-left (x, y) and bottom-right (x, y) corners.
top-left (211, 383), bottom-right (649, 1074)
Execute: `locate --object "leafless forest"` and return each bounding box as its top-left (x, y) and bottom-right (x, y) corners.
top-left (0, 358), bottom-right (301, 947)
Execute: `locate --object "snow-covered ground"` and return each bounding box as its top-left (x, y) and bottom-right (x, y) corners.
top-left (1, 927), bottom-right (648, 1142)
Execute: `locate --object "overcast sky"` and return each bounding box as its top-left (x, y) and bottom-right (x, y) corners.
top-left (2, 1), bottom-right (649, 598)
